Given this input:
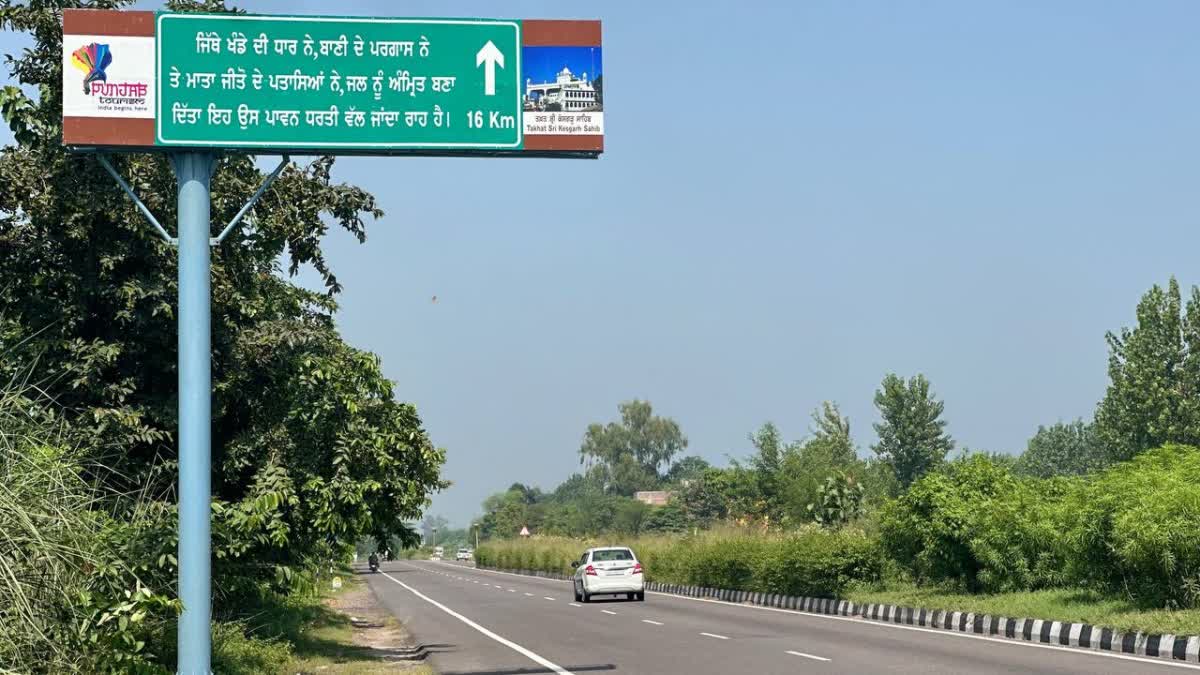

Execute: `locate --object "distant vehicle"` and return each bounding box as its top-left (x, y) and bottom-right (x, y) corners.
top-left (571, 546), bottom-right (644, 602)
top-left (433, 546), bottom-right (444, 559)
top-left (456, 548), bottom-right (472, 561)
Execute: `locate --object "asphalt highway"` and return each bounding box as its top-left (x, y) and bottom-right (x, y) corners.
top-left (364, 559), bottom-right (1197, 675)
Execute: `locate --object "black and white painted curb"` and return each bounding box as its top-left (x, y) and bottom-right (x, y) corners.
top-left (479, 566), bottom-right (1200, 664)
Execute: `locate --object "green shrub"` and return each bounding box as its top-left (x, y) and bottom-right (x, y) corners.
top-left (1061, 444), bottom-right (1200, 607)
top-left (880, 454), bottom-right (1067, 593)
top-left (754, 527), bottom-right (882, 597)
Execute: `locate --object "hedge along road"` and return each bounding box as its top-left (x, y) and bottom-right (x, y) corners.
top-left (365, 560), bottom-right (1196, 675)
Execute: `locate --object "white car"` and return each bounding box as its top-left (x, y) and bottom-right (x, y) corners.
top-left (456, 548), bottom-right (471, 561)
top-left (571, 546), bottom-right (644, 602)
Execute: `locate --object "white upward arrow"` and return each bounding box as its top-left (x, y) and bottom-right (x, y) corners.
top-left (476, 40), bottom-right (505, 96)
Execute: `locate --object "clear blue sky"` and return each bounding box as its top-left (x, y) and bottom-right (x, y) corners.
top-left (5, 1), bottom-right (1199, 527)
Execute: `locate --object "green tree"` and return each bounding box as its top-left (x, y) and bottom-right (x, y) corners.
top-left (579, 400), bottom-right (687, 496)
top-left (1016, 420), bottom-right (1105, 478)
top-left (809, 401), bottom-right (856, 465)
top-left (746, 422), bottom-right (784, 519)
top-left (777, 403), bottom-right (861, 522)
top-left (612, 498), bottom-right (651, 536)
top-left (871, 374), bottom-right (954, 488)
top-left (641, 502), bottom-right (689, 533)
top-left (664, 455), bottom-right (710, 485)
top-left (421, 514), bottom-right (450, 544)
top-left (679, 467), bottom-right (732, 525)
top-left (1095, 278), bottom-right (1200, 462)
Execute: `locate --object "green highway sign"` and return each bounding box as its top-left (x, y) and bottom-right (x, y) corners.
top-left (156, 14), bottom-right (523, 150)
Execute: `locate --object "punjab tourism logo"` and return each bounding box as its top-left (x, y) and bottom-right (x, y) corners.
top-left (71, 42), bottom-right (112, 95)
top-left (68, 41), bottom-right (148, 109)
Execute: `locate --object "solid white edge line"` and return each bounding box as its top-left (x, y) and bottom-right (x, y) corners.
top-left (787, 650), bottom-right (831, 662)
top-left (642, 619), bottom-right (663, 625)
top-left (700, 632), bottom-right (730, 640)
top-left (431, 562), bottom-right (1200, 672)
top-left (381, 570), bottom-right (574, 675)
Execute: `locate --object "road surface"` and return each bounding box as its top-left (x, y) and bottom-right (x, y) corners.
top-left (365, 559), bottom-right (1195, 675)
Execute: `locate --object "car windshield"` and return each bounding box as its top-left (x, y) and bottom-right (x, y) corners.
top-left (591, 549), bottom-right (634, 562)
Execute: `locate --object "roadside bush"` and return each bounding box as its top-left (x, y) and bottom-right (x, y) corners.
top-left (880, 454), bottom-right (1067, 593)
top-left (1061, 444), bottom-right (1200, 607)
top-left (753, 527), bottom-right (882, 597)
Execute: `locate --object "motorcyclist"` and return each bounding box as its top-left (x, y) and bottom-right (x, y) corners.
top-left (368, 551), bottom-right (380, 572)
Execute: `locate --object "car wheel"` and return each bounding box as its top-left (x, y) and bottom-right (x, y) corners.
top-left (581, 589), bottom-right (590, 603)
top-left (574, 584), bottom-right (582, 602)
top-left (626, 592), bottom-right (635, 601)
top-left (636, 591), bottom-right (645, 602)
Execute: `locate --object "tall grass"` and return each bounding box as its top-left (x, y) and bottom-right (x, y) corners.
top-left (477, 526), bottom-right (881, 598)
top-left (0, 382), bottom-right (175, 673)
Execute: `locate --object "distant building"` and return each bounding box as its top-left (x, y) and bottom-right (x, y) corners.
top-left (524, 67), bottom-right (599, 112)
top-left (634, 491), bottom-right (672, 506)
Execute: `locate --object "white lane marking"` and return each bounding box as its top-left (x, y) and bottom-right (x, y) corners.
top-left (543, 596), bottom-right (556, 601)
top-left (381, 570), bottom-right (575, 675)
top-left (700, 632), bottom-right (730, 640)
top-left (425, 562), bottom-right (1200, 673)
top-left (601, 610), bottom-right (617, 615)
top-left (642, 619), bottom-right (664, 626)
top-left (508, 589), bottom-right (516, 593)
top-left (569, 603), bottom-right (582, 608)
top-left (787, 650), bottom-right (831, 662)
top-left (524, 592), bottom-right (534, 597)
top-left (494, 584), bottom-right (504, 588)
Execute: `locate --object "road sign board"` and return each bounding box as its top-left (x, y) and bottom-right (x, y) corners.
top-left (157, 14), bottom-right (522, 151)
top-left (62, 10), bottom-right (603, 157)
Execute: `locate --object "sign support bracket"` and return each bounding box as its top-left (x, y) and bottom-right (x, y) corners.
top-left (97, 153), bottom-right (177, 246)
top-left (211, 155), bottom-right (289, 245)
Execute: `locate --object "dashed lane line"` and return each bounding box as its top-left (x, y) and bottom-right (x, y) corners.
top-left (642, 619), bottom-right (663, 626)
top-left (700, 632), bottom-right (729, 640)
top-left (787, 650), bottom-right (831, 662)
top-left (601, 610), bottom-right (617, 615)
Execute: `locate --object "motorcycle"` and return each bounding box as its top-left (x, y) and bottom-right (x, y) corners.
top-left (368, 556), bottom-right (380, 573)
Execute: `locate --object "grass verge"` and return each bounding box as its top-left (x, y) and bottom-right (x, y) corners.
top-left (212, 574), bottom-right (434, 675)
top-left (845, 582), bottom-right (1200, 637)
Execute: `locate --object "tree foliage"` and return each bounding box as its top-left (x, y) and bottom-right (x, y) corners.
top-left (1095, 278), bottom-right (1200, 462)
top-left (1016, 420), bottom-right (1105, 478)
top-left (578, 399), bottom-right (686, 496)
top-left (871, 374), bottom-right (954, 488)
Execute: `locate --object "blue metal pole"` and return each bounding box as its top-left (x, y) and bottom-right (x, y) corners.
top-left (173, 151), bottom-right (216, 675)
